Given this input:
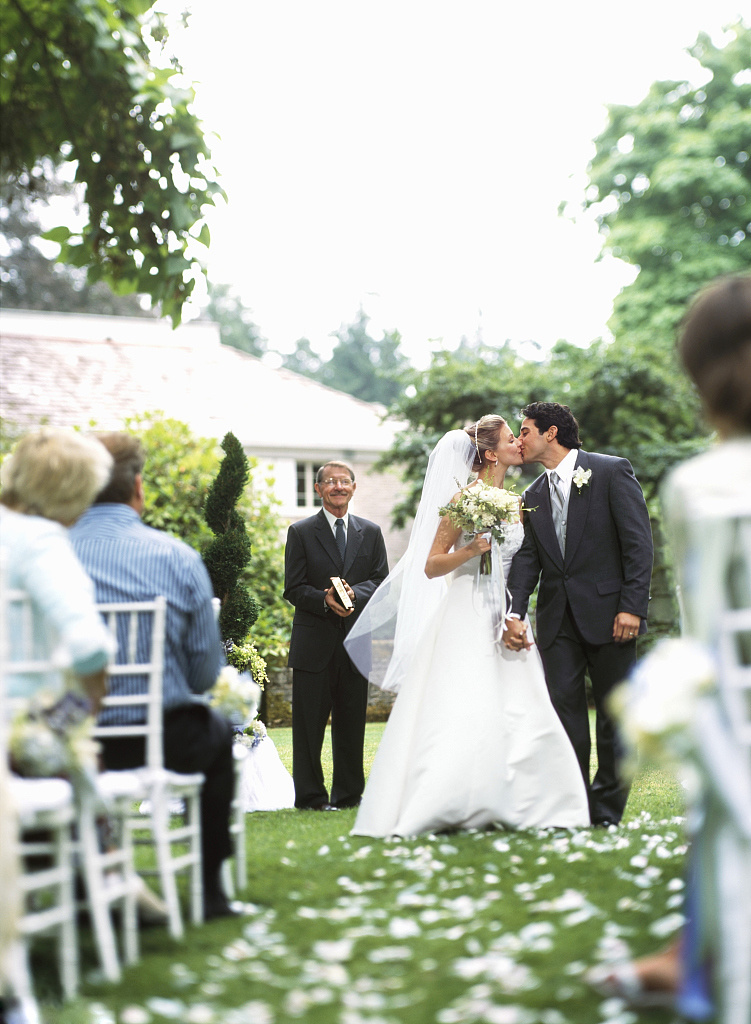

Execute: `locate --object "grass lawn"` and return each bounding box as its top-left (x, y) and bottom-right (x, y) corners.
top-left (34, 721), bottom-right (689, 1024)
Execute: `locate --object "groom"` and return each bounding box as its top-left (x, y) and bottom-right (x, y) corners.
top-left (504, 402), bottom-right (653, 826)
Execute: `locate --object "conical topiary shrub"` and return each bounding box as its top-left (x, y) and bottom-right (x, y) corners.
top-left (202, 431), bottom-right (260, 654)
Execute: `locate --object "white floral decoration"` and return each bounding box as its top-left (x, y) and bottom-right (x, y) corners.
top-left (572, 467), bottom-right (592, 492)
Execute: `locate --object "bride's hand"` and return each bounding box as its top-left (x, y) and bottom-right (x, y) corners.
top-left (467, 532), bottom-right (492, 559)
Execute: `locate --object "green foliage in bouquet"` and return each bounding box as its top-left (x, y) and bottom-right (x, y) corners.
top-left (203, 432), bottom-right (260, 644)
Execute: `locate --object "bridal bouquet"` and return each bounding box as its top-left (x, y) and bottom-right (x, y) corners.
top-left (439, 482), bottom-right (523, 574)
top-left (209, 665), bottom-right (262, 728)
top-left (9, 690), bottom-right (100, 793)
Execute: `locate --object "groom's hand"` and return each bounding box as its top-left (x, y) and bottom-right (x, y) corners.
top-left (613, 612), bottom-right (640, 643)
top-left (503, 618), bottom-right (532, 651)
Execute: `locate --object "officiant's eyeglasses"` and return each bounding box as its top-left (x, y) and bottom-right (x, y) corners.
top-left (320, 477), bottom-right (353, 488)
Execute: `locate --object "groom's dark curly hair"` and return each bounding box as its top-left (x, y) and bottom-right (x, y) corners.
top-left (522, 402), bottom-right (582, 450)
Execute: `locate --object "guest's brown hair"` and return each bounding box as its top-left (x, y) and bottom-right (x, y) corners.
top-left (93, 433), bottom-right (145, 504)
top-left (678, 274), bottom-right (751, 434)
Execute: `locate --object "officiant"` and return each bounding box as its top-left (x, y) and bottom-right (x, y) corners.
top-left (283, 461), bottom-right (388, 811)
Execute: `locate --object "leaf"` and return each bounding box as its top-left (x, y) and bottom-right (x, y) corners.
top-left (41, 225), bottom-right (73, 243)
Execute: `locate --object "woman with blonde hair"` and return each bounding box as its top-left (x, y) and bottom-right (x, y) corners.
top-left (1, 426), bottom-right (115, 708)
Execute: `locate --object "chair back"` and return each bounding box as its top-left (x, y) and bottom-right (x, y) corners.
top-left (93, 597), bottom-right (167, 773)
top-left (718, 517), bottom-right (751, 751)
top-left (0, 560), bottom-right (66, 742)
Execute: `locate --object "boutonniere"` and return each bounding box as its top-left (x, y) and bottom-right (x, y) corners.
top-left (572, 467), bottom-right (592, 492)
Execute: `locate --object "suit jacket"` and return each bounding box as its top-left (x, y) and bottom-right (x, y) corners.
top-left (284, 509), bottom-right (389, 673)
top-left (507, 450), bottom-right (653, 649)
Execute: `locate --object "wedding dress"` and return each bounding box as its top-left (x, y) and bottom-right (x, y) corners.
top-left (351, 522), bottom-right (590, 837)
top-left (235, 735), bottom-right (295, 812)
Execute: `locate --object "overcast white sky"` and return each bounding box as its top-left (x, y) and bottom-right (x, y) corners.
top-left (169, 1), bottom-right (746, 367)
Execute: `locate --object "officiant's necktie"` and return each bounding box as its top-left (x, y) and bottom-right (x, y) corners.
top-left (550, 472), bottom-right (566, 555)
top-left (335, 518), bottom-right (347, 561)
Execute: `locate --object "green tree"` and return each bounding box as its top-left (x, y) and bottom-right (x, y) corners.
top-left (202, 432), bottom-right (259, 645)
top-left (124, 412), bottom-right (219, 550)
top-left (1, 0), bottom-right (225, 324)
top-left (204, 282), bottom-right (266, 357)
top-left (124, 413), bottom-right (290, 665)
top-left (0, 178), bottom-right (152, 315)
top-left (281, 337), bottom-right (323, 378)
top-left (379, 343), bottom-right (544, 526)
top-left (583, 20), bottom-right (751, 345)
top-left (282, 310), bottom-right (410, 405)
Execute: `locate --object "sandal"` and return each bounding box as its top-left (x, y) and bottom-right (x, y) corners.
top-left (585, 960), bottom-right (676, 1009)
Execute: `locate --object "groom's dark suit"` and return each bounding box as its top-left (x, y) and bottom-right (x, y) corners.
top-left (507, 450), bottom-right (653, 824)
top-left (284, 509), bottom-right (388, 809)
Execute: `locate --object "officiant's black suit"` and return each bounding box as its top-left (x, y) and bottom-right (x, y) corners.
top-left (507, 450), bottom-right (653, 824)
top-left (284, 509), bottom-right (388, 809)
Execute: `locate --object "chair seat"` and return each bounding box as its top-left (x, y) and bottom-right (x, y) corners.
top-left (9, 776), bottom-right (76, 824)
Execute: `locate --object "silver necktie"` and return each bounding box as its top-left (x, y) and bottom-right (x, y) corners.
top-left (550, 472), bottom-right (566, 555)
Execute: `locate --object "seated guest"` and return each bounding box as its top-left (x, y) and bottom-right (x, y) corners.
top-left (1, 427), bottom-right (114, 708)
top-left (70, 432), bottom-right (237, 919)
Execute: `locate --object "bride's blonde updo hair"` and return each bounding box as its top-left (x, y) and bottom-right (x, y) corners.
top-left (463, 414), bottom-right (506, 472)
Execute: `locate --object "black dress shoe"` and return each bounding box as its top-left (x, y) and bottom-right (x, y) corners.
top-left (204, 889), bottom-right (240, 919)
top-left (593, 818), bottom-right (619, 828)
top-left (312, 803), bottom-right (338, 811)
top-left (334, 799), bottom-right (361, 809)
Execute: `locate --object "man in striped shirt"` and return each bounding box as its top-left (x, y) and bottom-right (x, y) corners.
top-left (70, 432), bottom-right (237, 919)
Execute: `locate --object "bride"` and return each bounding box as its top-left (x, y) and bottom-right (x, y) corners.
top-left (344, 415), bottom-right (589, 837)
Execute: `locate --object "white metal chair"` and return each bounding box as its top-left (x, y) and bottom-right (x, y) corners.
top-left (1, 575), bottom-right (142, 989)
top-left (94, 598), bottom-right (205, 939)
top-left (1, 570), bottom-right (79, 1008)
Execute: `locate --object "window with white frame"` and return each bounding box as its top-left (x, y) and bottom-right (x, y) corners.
top-left (296, 461), bottom-right (322, 508)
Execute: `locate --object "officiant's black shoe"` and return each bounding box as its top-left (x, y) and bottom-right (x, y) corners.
top-left (312, 803), bottom-right (338, 811)
top-left (593, 818), bottom-right (619, 828)
top-left (204, 888), bottom-right (240, 919)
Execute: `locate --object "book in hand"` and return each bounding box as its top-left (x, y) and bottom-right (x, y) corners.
top-left (330, 576), bottom-right (354, 610)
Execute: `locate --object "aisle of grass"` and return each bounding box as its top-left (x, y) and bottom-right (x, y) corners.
top-left (38, 722), bottom-right (688, 1024)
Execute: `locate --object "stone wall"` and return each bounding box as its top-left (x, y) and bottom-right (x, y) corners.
top-left (262, 667), bottom-right (395, 727)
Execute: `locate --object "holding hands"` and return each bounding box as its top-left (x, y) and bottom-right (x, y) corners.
top-left (502, 617), bottom-right (532, 652)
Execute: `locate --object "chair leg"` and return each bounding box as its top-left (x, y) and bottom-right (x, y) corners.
top-left (55, 823), bottom-right (79, 1000)
top-left (120, 813), bottom-right (139, 966)
top-left (78, 795), bottom-right (121, 982)
top-left (187, 791), bottom-right (203, 926)
top-left (148, 790), bottom-right (184, 940)
top-left (4, 941), bottom-right (42, 1024)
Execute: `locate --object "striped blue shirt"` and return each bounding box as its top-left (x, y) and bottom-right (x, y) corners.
top-left (70, 504), bottom-right (223, 722)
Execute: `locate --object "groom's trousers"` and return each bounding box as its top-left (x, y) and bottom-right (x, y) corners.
top-left (538, 604), bottom-right (635, 824)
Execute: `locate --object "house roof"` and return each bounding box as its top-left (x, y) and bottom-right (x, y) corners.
top-left (0, 309), bottom-right (401, 455)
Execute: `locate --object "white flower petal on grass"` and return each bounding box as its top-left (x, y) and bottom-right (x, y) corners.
top-left (223, 938), bottom-right (255, 961)
top-left (367, 945), bottom-right (413, 963)
top-left (185, 1006), bottom-right (216, 1024)
top-left (668, 877), bottom-right (685, 891)
top-left (563, 960), bottom-right (587, 976)
top-left (144, 998), bottom-right (185, 1019)
top-left (317, 844), bottom-right (330, 856)
top-left (225, 1001), bottom-right (274, 1024)
top-left (649, 912), bottom-right (685, 938)
top-left (453, 952), bottom-right (536, 993)
top-left (312, 938), bottom-right (354, 962)
top-left (120, 1008), bottom-right (151, 1024)
top-left (389, 917), bottom-right (421, 939)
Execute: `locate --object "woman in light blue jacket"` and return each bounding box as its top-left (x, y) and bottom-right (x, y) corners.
top-left (1, 427), bottom-right (115, 709)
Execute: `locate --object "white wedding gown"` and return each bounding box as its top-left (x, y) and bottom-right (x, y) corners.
top-left (352, 524), bottom-right (590, 837)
